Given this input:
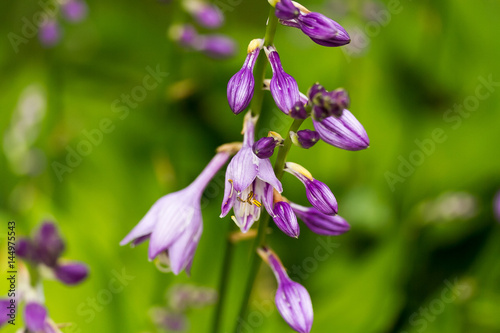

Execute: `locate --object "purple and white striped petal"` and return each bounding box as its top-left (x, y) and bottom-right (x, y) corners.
top-left (313, 110), bottom-right (369, 151)
top-left (291, 203), bottom-right (350, 235)
top-left (273, 201), bottom-right (300, 238)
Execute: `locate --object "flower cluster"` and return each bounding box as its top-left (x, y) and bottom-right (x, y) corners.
top-left (168, 0), bottom-right (236, 59)
top-left (1, 221), bottom-right (88, 331)
top-left (39, 0), bottom-right (88, 47)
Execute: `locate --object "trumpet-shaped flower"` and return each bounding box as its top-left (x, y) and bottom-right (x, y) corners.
top-left (121, 151), bottom-right (230, 275)
top-left (221, 113), bottom-right (283, 232)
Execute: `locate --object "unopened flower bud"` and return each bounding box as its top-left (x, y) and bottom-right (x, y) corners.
top-left (54, 262), bottom-right (89, 285)
top-left (291, 202), bottom-right (350, 235)
top-left (194, 4), bottom-right (224, 29)
top-left (275, 0), bottom-right (300, 20)
top-left (284, 162), bottom-right (338, 215)
top-left (297, 12), bottom-right (350, 47)
top-left (290, 101), bottom-right (309, 119)
top-left (313, 110), bottom-right (369, 151)
top-left (258, 247), bottom-right (313, 333)
top-left (307, 83), bottom-right (326, 101)
top-left (290, 129), bottom-right (320, 149)
top-left (227, 39), bottom-right (262, 114)
top-left (272, 195), bottom-right (300, 238)
top-left (198, 35), bottom-right (236, 59)
top-left (170, 24), bottom-right (198, 47)
top-left (61, 0), bottom-right (88, 22)
top-left (252, 131), bottom-right (283, 158)
top-left (39, 20), bottom-right (61, 47)
top-left (265, 46), bottom-right (301, 115)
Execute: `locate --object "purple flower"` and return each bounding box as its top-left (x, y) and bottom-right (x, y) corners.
top-left (39, 20), bottom-right (61, 47)
top-left (227, 39), bottom-right (262, 114)
top-left (313, 110), bottom-right (369, 151)
top-left (275, 0), bottom-right (300, 20)
top-left (265, 46), bottom-right (301, 115)
top-left (0, 299), bottom-right (12, 327)
top-left (198, 35), bottom-right (236, 59)
top-left (290, 101), bottom-right (309, 119)
top-left (280, 8), bottom-right (350, 47)
top-left (259, 247), bottom-right (313, 333)
top-left (221, 113), bottom-right (283, 232)
top-left (252, 131), bottom-right (283, 159)
top-left (309, 85), bottom-right (350, 120)
top-left (273, 201), bottom-right (300, 238)
top-left (171, 24), bottom-right (199, 47)
top-left (61, 0), bottom-right (88, 23)
top-left (24, 302), bottom-right (47, 332)
top-left (54, 262), bottom-right (89, 285)
top-left (121, 151), bottom-right (230, 275)
top-left (290, 202), bottom-right (350, 235)
top-left (193, 4), bottom-right (224, 29)
top-left (290, 129), bottom-right (320, 149)
top-left (34, 222), bottom-right (65, 267)
top-left (284, 162), bottom-right (338, 215)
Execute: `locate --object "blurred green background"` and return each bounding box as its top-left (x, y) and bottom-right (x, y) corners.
top-left (1, 0), bottom-right (500, 332)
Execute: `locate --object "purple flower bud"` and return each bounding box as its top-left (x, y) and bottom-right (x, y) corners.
top-left (275, 0), bottom-right (300, 20)
top-left (313, 110), bottom-right (369, 151)
top-left (259, 247), bottom-right (313, 333)
top-left (15, 238), bottom-right (33, 260)
top-left (291, 202), bottom-right (350, 235)
top-left (227, 41), bottom-right (261, 114)
top-left (34, 221), bottom-right (65, 267)
top-left (291, 129), bottom-right (320, 149)
top-left (39, 20), bottom-right (61, 47)
top-left (253, 137), bottom-right (278, 159)
top-left (61, 0), bottom-right (88, 23)
top-left (284, 162), bottom-right (338, 215)
top-left (193, 4), bottom-right (224, 29)
top-left (0, 299), bottom-right (11, 327)
top-left (290, 101), bottom-right (309, 119)
top-left (273, 201), bottom-right (300, 238)
top-left (266, 46), bottom-right (301, 114)
top-left (307, 83), bottom-right (326, 101)
top-left (24, 302), bottom-right (47, 332)
top-left (198, 35), bottom-right (236, 59)
top-left (297, 12), bottom-right (350, 47)
top-left (176, 24), bottom-right (199, 47)
top-left (54, 262), bottom-right (89, 285)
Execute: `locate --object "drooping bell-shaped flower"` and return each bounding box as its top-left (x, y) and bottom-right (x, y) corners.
top-left (121, 151), bottom-right (231, 275)
top-left (284, 162), bottom-right (338, 215)
top-left (290, 129), bottom-right (320, 149)
top-left (313, 110), bottom-right (369, 151)
top-left (258, 247), bottom-right (313, 333)
top-left (290, 202), bottom-right (350, 235)
top-left (277, 3), bottom-right (350, 47)
top-left (61, 0), bottom-right (88, 23)
top-left (227, 39), bottom-right (262, 114)
top-left (265, 46), bottom-right (301, 115)
top-left (221, 112), bottom-right (283, 232)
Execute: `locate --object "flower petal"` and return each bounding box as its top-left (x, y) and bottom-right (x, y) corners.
top-left (257, 158), bottom-right (283, 192)
top-left (24, 302), bottom-right (47, 332)
top-left (226, 147), bottom-right (259, 193)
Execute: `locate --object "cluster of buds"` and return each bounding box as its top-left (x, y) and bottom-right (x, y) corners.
top-left (169, 0), bottom-right (236, 59)
top-left (0, 221), bottom-right (88, 331)
top-left (150, 284), bottom-right (217, 331)
top-left (39, 0), bottom-right (88, 47)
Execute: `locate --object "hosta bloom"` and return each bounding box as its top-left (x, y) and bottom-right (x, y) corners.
top-left (227, 39), bottom-right (262, 114)
top-left (273, 200), bottom-right (300, 238)
top-left (313, 110), bottom-right (369, 151)
top-left (16, 222), bottom-right (88, 285)
top-left (121, 151), bottom-right (231, 275)
top-left (265, 46), bottom-right (301, 115)
top-left (277, 2), bottom-right (350, 47)
top-left (290, 129), bottom-right (320, 149)
top-left (221, 113), bottom-right (283, 232)
top-left (259, 247), bottom-right (313, 333)
top-left (291, 202), bottom-right (350, 235)
top-left (284, 162), bottom-right (338, 215)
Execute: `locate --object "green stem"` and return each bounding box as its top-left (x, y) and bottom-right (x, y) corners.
top-left (250, 5), bottom-right (279, 118)
top-left (211, 225), bottom-right (236, 333)
top-left (235, 119), bottom-right (304, 333)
